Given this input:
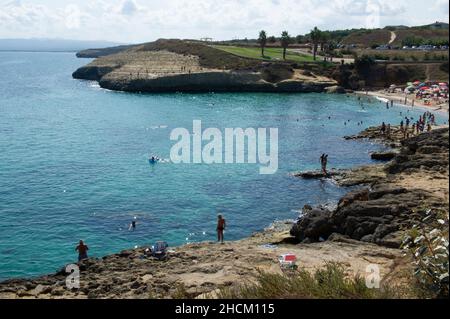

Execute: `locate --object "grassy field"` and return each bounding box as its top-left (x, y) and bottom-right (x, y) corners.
top-left (212, 45), bottom-right (315, 63)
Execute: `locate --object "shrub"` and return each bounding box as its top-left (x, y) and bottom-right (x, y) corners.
top-left (218, 263), bottom-right (403, 299)
top-left (402, 209), bottom-right (449, 298)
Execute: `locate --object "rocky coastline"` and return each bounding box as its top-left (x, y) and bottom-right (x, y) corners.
top-left (292, 126), bottom-right (449, 248)
top-left (0, 125), bottom-right (447, 299)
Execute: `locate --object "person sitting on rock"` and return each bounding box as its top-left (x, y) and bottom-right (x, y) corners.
top-left (76, 240), bottom-right (89, 262)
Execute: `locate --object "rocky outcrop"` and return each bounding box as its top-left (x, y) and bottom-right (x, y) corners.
top-left (291, 128), bottom-right (449, 248)
top-left (324, 85), bottom-right (346, 94)
top-left (371, 151), bottom-right (397, 161)
top-left (72, 39), bottom-right (337, 93)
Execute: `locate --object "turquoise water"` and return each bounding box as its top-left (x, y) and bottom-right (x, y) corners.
top-left (0, 52), bottom-right (447, 280)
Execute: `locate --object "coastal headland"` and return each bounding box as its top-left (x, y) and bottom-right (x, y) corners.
top-left (72, 39), bottom-right (338, 93)
top-left (1, 126), bottom-right (447, 299)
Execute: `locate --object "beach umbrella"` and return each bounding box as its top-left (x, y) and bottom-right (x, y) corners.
top-left (439, 82), bottom-right (447, 86)
top-left (407, 82), bottom-right (413, 86)
top-left (420, 87), bottom-right (429, 90)
top-left (413, 80), bottom-right (421, 85)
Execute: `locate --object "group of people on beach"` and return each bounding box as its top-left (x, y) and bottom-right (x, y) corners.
top-left (381, 110), bottom-right (439, 140)
top-left (75, 215), bottom-right (227, 262)
top-left (399, 111), bottom-right (437, 138)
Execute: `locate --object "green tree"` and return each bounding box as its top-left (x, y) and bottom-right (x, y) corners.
top-left (280, 31), bottom-right (291, 60)
top-left (402, 36), bottom-right (424, 47)
top-left (258, 30), bottom-right (268, 57)
top-left (268, 36), bottom-right (277, 43)
top-left (310, 27), bottom-right (322, 61)
top-left (295, 34), bottom-right (306, 44)
top-left (320, 31), bottom-right (330, 52)
top-left (355, 55), bottom-right (376, 78)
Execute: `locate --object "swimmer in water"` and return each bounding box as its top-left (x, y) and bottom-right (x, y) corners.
top-left (149, 156), bottom-right (158, 164)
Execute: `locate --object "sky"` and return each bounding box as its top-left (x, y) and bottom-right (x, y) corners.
top-left (0, 0), bottom-right (448, 43)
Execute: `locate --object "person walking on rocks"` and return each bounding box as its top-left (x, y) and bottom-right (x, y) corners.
top-left (76, 240), bottom-right (89, 262)
top-left (217, 214), bottom-right (226, 244)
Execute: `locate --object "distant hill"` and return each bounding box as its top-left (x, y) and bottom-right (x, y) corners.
top-left (340, 22), bottom-right (449, 47)
top-left (0, 39), bottom-right (123, 52)
top-left (341, 29), bottom-right (391, 47)
top-left (417, 21), bottom-right (449, 30)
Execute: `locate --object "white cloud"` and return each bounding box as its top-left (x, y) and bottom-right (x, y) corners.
top-left (65, 4), bottom-right (81, 29)
top-left (119, 0), bottom-right (139, 15)
top-left (0, 0), bottom-right (447, 42)
top-left (333, 0), bottom-right (405, 16)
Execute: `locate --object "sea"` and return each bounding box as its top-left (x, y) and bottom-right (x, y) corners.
top-left (0, 51), bottom-right (447, 280)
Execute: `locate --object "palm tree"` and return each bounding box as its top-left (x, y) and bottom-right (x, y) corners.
top-left (310, 27), bottom-right (322, 61)
top-left (280, 31), bottom-right (291, 60)
top-left (258, 30), bottom-right (267, 57)
top-left (320, 31), bottom-right (331, 53)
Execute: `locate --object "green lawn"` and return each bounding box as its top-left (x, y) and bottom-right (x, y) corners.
top-left (212, 45), bottom-right (315, 63)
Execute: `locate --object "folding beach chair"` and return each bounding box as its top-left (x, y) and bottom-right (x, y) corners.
top-left (152, 241), bottom-right (169, 260)
top-left (278, 253), bottom-right (298, 270)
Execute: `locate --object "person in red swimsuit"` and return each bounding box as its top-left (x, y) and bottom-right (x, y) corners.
top-left (217, 215), bottom-right (226, 243)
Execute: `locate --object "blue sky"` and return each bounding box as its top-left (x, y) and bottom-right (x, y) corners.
top-left (0, 0), bottom-right (448, 42)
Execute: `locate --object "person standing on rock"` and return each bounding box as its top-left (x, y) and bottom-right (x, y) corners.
top-left (217, 214), bottom-right (226, 244)
top-left (381, 122), bottom-right (386, 135)
top-left (320, 154), bottom-right (328, 176)
top-left (76, 240), bottom-right (89, 262)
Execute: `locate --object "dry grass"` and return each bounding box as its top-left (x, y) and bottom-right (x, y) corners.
top-left (217, 263), bottom-right (409, 299)
top-left (341, 29), bottom-right (391, 47)
top-left (138, 39), bottom-right (260, 70)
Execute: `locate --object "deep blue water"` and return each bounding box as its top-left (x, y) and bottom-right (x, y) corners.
top-left (0, 52), bottom-right (447, 280)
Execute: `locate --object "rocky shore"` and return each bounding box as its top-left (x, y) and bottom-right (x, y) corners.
top-left (292, 126), bottom-right (449, 248)
top-left (72, 39), bottom-right (338, 93)
top-left (0, 126), bottom-right (447, 299)
top-left (0, 221), bottom-right (410, 299)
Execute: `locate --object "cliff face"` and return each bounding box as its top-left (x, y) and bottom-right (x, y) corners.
top-left (72, 40), bottom-right (337, 93)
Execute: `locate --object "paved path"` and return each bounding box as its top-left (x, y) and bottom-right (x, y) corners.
top-left (388, 31), bottom-right (397, 45)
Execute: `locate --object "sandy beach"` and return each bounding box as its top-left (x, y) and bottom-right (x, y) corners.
top-left (355, 90), bottom-right (449, 114)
